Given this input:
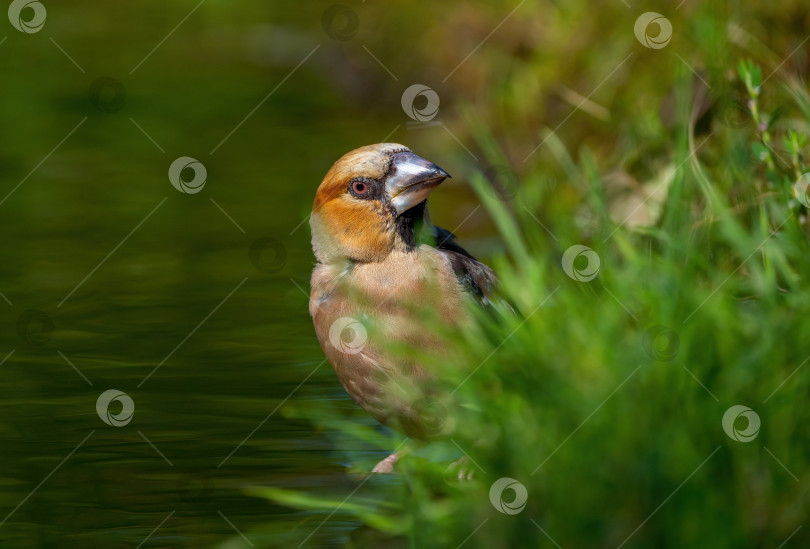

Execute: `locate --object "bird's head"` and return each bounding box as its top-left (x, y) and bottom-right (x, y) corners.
top-left (310, 143), bottom-right (450, 264)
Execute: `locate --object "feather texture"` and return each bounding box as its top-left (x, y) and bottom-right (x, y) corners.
top-left (309, 144), bottom-right (499, 440)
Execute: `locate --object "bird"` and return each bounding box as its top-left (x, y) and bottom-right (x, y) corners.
top-left (309, 143), bottom-right (499, 472)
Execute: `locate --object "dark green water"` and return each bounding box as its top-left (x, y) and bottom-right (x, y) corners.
top-left (0, 2), bottom-right (487, 547)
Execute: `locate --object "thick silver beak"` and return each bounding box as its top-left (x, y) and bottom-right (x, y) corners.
top-left (385, 151), bottom-right (450, 215)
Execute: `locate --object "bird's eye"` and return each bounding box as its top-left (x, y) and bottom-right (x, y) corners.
top-left (350, 180), bottom-right (368, 195)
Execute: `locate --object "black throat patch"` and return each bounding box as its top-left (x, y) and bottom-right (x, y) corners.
top-left (395, 201), bottom-right (427, 251)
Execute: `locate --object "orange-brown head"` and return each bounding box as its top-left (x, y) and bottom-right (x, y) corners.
top-left (310, 143), bottom-right (450, 264)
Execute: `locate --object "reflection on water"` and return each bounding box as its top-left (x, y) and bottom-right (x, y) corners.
top-left (0, 2), bottom-right (490, 546)
top-left (1, 213), bottom-right (423, 546)
top-left (0, 229), bottom-right (354, 547)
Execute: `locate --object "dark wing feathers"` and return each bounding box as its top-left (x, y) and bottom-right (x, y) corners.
top-left (433, 225), bottom-right (498, 305)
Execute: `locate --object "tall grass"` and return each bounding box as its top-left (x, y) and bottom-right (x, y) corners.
top-left (252, 2), bottom-right (810, 546)
top-left (254, 58), bottom-right (810, 546)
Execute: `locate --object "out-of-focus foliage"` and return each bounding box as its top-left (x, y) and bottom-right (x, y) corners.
top-left (257, 1), bottom-right (810, 548)
top-left (2, 0), bottom-right (809, 547)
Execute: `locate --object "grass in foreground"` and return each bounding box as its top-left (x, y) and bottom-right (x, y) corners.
top-left (252, 55), bottom-right (810, 547)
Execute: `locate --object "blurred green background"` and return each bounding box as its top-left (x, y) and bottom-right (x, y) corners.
top-left (1, 0), bottom-right (810, 547)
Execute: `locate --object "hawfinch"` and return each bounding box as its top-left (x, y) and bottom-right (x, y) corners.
top-left (309, 143), bottom-right (498, 472)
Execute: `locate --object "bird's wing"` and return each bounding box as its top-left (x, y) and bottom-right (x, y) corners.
top-left (432, 225), bottom-right (499, 307)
